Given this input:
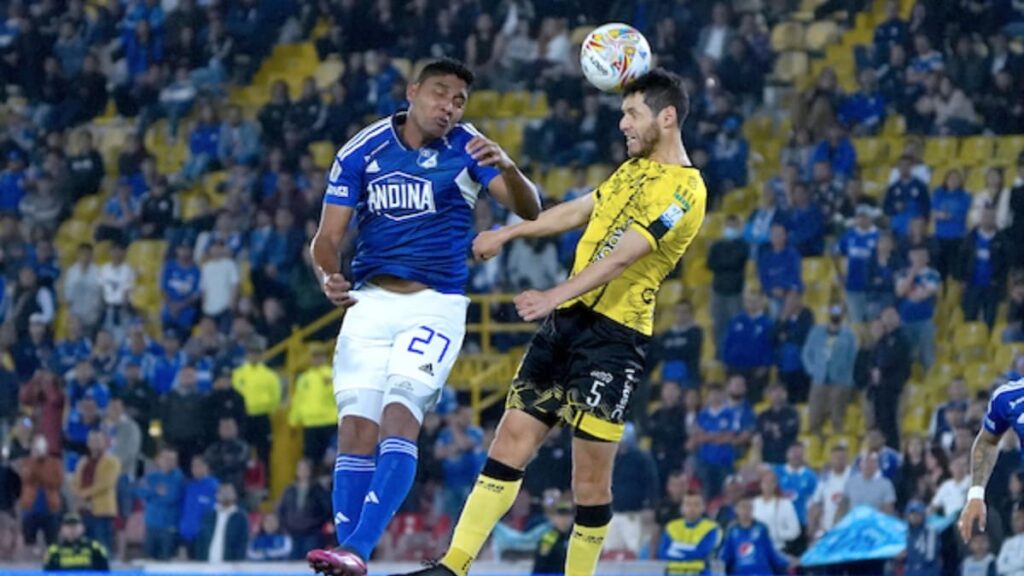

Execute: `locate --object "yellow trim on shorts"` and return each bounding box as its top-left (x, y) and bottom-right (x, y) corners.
top-left (574, 412), bottom-right (625, 442)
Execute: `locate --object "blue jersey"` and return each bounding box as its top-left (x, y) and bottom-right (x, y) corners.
top-left (324, 113), bottom-right (500, 295)
top-left (838, 226), bottom-right (879, 291)
top-left (771, 464), bottom-right (818, 525)
top-left (983, 380), bottom-right (1024, 453)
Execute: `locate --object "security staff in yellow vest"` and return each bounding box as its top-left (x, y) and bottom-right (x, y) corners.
top-left (232, 338), bottom-right (282, 468)
top-left (43, 513), bottom-right (109, 572)
top-left (288, 344), bottom-right (337, 460)
top-left (657, 492), bottom-right (722, 575)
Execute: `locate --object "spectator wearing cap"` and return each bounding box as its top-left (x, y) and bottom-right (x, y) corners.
top-left (63, 244), bottom-right (104, 336)
top-left (905, 499), bottom-right (940, 576)
top-left (802, 303), bottom-right (857, 438)
top-left (288, 346), bottom-right (335, 461)
top-left (808, 443), bottom-right (851, 539)
top-left (837, 205), bottom-right (880, 323)
top-left (931, 168), bottom-right (972, 280)
top-left (99, 243), bottom-right (136, 343)
top-left (136, 447), bottom-right (184, 560)
top-left (723, 291), bottom-right (775, 401)
top-left (43, 513), bottom-right (110, 572)
top-left (757, 224), bottom-right (803, 314)
top-left (232, 339), bottom-right (281, 468)
top-left (160, 365), bottom-right (207, 472)
top-left (19, 435), bottom-right (64, 547)
top-left (884, 155), bottom-right (931, 237)
top-left (707, 214), bottom-right (749, 353)
top-left (71, 429), bottom-right (120, 555)
top-left (957, 203), bottom-right (1010, 329)
top-left (531, 498), bottom-right (574, 575)
top-left (161, 244), bottom-right (201, 338)
top-left (896, 245), bottom-right (940, 370)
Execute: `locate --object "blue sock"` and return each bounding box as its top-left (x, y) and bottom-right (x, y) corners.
top-left (332, 453), bottom-right (375, 545)
top-left (343, 436), bottom-right (418, 559)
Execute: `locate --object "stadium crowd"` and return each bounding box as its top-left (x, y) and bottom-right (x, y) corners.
top-left (1, 0), bottom-right (1024, 574)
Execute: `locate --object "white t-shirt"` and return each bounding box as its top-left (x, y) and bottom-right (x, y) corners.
top-left (99, 263), bottom-right (136, 306)
top-left (752, 496), bottom-right (800, 550)
top-left (811, 465), bottom-right (851, 536)
top-left (930, 475), bottom-right (970, 516)
top-left (200, 258), bottom-right (240, 316)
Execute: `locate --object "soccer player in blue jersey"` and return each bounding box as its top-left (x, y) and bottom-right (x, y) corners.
top-left (959, 379), bottom-right (1024, 543)
top-left (304, 58), bottom-right (540, 576)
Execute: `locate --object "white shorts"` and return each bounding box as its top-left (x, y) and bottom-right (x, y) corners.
top-left (333, 285), bottom-right (468, 424)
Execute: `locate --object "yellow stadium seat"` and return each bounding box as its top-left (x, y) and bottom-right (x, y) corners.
top-left (181, 194), bottom-right (210, 221)
top-left (497, 91), bottom-right (531, 118)
top-left (994, 344), bottom-right (1024, 370)
top-left (657, 280), bottom-right (685, 308)
top-left (964, 363), bottom-right (999, 392)
top-left (923, 137), bottom-right (957, 165)
top-left (127, 240), bottom-right (167, 271)
top-left (497, 120), bottom-right (525, 159)
top-left (772, 51), bottom-right (809, 83)
top-left (770, 21), bottom-right (805, 52)
top-left (310, 141), bottom-right (336, 168)
top-left (524, 92), bottom-right (549, 119)
top-left (852, 138), bottom-right (887, 167)
top-left (742, 116), bottom-right (774, 142)
top-left (802, 257), bottom-right (833, 284)
top-left (966, 167), bottom-right (987, 192)
top-left (543, 168), bottom-right (575, 200)
top-left (73, 194), bottom-right (104, 221)
top-left (464, 90), bottom-right (499, 119)
top-left (882, 115), bottom-right (906, 137)
top-left (953, 322), bottom-right (990, 363)
top-left (959, 137), bottom-right (995, 167)
top-left (571, 25), bottom-right (595, 45)
top-left (684, 261), bottom-right (713, 287)
top-left (995, 136), bottom-right (1024, 165)
top-left (313, 57), bottom-right (345, 89)
top-left (805, 20), bottom-right (839, 51)
top-left (391, 58), bottom-right (412, 80)
top-left (586, 164), bottom-right (613, 188)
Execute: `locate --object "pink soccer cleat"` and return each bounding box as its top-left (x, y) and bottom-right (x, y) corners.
top-left (307, 547), bottom-right (368, 576)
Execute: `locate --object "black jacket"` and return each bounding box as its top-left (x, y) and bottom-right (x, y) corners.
top-left (196, 508), bottom-right (248, 561)
top-left (872, 328), bottom-right (911, 394)
top-left (756, 405), bottom-right (800, 465)
top-left (532, 527), bottom-right (570, 575)
top-left (649, 403), bottom-right (688, 478)
top-left (706, 238), bottom-right (749, 295)
top-left (161, 389), bottom-right (206, 446)
top-left (956, 227), bottom-right (1009, 290)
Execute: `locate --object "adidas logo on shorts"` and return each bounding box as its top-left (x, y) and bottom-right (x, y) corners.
top-left (418, 363), bottom-right (434, 376)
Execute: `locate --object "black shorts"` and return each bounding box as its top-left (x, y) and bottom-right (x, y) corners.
top-left (506, 304), bottom-right (650, 442)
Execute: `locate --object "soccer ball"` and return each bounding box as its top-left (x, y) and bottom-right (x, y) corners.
top-left (580, 23), bottom-right (652, 92)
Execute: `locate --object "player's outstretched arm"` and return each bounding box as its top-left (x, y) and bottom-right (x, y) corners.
top-left (473, 193), bottom-right (595, 260)
top-left (467, 135), bottom-right (541, 220)
top-left (311, 203), bottom-right (357, 308)
top-left (958, 427), bottom-right (1001, 543)
top-left (514, 227), bottom-right (651, 321)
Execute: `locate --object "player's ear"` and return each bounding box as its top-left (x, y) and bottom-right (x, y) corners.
top-left (659, 106), bottom-right (677, 131)
top-left (406, 82), bottom-right (419, 102)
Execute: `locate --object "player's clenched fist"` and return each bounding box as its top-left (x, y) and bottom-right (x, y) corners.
top-left (466, 136), bottom-right (513, 170)
top-left (514, 290), bottom-right (558, 322)
top-left (472, 229), bottom-right (508, 261)
top-left (322, 272), bottom-right (358, 308)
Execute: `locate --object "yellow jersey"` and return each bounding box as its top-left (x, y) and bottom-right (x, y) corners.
top-left (560, 157), bottom-right (706, 336)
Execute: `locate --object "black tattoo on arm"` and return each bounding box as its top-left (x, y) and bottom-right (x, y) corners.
top-left (970, 430), bottom-right (1001, 489)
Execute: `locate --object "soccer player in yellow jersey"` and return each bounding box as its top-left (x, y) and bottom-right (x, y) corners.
top-left (399, 69), bottom-right (706, 576)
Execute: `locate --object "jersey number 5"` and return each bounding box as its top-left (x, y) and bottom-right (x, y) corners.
top-left (407, 326), bottom-right (451, 362)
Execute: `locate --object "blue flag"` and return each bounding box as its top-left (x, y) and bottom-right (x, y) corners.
top-left (801, 506), bottom-right (907, 567)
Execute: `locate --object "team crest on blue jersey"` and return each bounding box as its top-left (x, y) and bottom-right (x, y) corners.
top-left (417, 148), bottom-right (439, 169)
top-left (367, 172), bottom-right (437, 221)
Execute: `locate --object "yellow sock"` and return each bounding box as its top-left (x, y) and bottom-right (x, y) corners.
top-left (565, 505), bottom-right (612, 576)
top-left (441, 459), bottom-right (523, 576)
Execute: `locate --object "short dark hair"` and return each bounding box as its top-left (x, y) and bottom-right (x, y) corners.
top-left (623, 68), bottom-right (690, 127)
top-left (417, 58), bottom-right (475, 87)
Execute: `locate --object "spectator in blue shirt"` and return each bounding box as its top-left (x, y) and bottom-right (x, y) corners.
top-left (884, 155), bottom-right (931, 237)
top-left (908, 33), bottom-right (944, 84)
top-left (770, 443), bottom-right (818, 531)
top-left (693, 384), bottom-right (740, 500)
top-left (931, 168), bottom-right (972, 280)
top-left (724, 291), bottom-right (775, 398)
top-left (66, 360), bottom-right (111, 411)
top-left (136, 447), bottom-right (185, 560)
top-left (435, 405), bottom-right (486, 519)
top-left (757, 224), bottom-right (803, 313)
top-left (64, 396), bottom-right (104, 469)
top-left (786, 183), bottom-right (826, 257)
top-left (150, 331), bottom-right (186, 396)
top-left (853, 428), bottom-right (904, 482)
top-left (95, 179), bottom-right (140, 246)
top-left (0, 150), bottom-right (29, 214)
top-left (839, 69), bottom-right (886, 135)
top-left (55, 317), bottom-right (93, 377)
top-left (180, 103), bottom-right (221, 184)
top-left (896, 245), bottom-right (941, 369)
top-left (251, 208), bottom-right (304, 301)
top-left (773, 290), bottom-right (815, 403)
top-left (179, 455), bottom-right (219, 558)
top-left (247, 512), bottom-right (293, 561)
top-left (719, 496), bottom-right (790, 576)
top-left (873, 0), bottom-right (909, 65)
top-left (811, 123), bottom-right (857, 179)
top-left (161, 244), bottom-right (201, 338)
top-left (725, 375), bottom-right (758, 442)
top-left (838, 207), bottom-right (880, 323)
top-left (905, 500), bottom-right (941, 576)
top-left (957, 205), bottom-right (1009, 329)
top-left (707, 117), bottom-right (750, 196)
top-left (657, 492), bottom-right (722, 575)
top-left (745, 185), bottom-right (785, 259)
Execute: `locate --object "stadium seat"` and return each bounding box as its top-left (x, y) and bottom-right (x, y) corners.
top-left (72, 194), bottom-right (104, 221)
top-left (541, 168), bottom-right (575, 200)
top-left (994, 344), bottom-right (1024, 370)
top-left (772, 51), bottom-right (810, 83)
top-left (586, 164), bottom-right (613, 188)
top-left (657, 280), bottom-right (684, 308)
top-left (995, 135), bottom-right (1024, 164)
top-left (802, 257), bottom-right (833, 284)
top-left (683, 260), bottom-right (713, 287)
top-left (497, 120), bottom-right (525, 159)
top-left (742, 116), bottom-right (774, 142)
top-left (923, 137), bottom-right (957, 165)
top-left (310, 141), bottom-right (336, 168)
top-left (770, 22), bottom-right (805, 51)
top-left (497, 91), bottom-right (531, 118)
top-left (964, 363), bottom-right (999, 392)
top-left (805, 20), bottom-right (839, 51)
top-left (953, 322), bottom-right (990, 363)
top-left (464, 90), bottom-right (500, 119)
top-left (523, 92), bottom-right (549, 119)
top-left (313, 57), bottom-right (345, 89)
top-left (882, 115), bottom-right (906, 137)
top-left (959, 136), bottom-right (995, 167)
top-left (391, 58), bottom-right (412, 80)
top-left (852, 137), bottom-right (887, 167)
